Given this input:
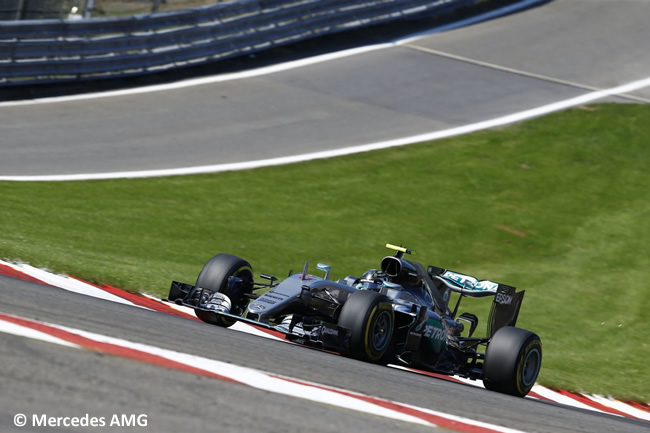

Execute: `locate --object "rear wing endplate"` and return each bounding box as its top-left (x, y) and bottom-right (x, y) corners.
top-left (487, 284), bottom-right (525, 337)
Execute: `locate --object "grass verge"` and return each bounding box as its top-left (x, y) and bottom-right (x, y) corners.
top-left (1, 103), bottom-right (648, 401)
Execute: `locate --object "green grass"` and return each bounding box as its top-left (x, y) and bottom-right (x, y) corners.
top-left (1, 103), bottom-right (649, 402)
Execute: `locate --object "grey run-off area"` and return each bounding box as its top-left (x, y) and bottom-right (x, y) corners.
top-left (0, 0), bottom-right (649, 178)
top-left (1, 2), bottom-right (650, 432)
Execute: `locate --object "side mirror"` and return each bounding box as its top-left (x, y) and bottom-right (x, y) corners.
top-left (316, 263), bottom-right (331, 280)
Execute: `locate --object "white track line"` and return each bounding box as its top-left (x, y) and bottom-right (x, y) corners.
top-left (2, 74), bottom-right (650, 182)
top-left (400, 43), bottom-right (650, 104)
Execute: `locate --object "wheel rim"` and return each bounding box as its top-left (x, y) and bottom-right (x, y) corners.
top-left (521, 348), bottom-right (541, 386)
top-left (232, 266), bottom-right (253, 284)
top-left (221, 265), bottom-right (252, 324)
top-left (371, 310), bottom-right (392, 351)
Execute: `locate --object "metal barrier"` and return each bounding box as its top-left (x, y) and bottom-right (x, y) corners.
top-left (0, 0), bottom-right (487, 86)
top-left (0, 0), bottom-right (64, 21)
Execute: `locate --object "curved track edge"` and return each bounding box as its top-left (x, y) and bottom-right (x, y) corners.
top-left (1, 258), bottom-right (649, 421)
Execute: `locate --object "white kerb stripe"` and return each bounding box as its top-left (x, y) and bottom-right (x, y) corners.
top-left (0, 320), bottom-right (80, 348)
top-left (7, 261), bottom-right (136, 306)
top-left (585, 395), bottom-right (650, 422)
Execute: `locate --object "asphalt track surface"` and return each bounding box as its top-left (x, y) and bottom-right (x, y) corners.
top-left (2, 275), bottom-right (649, 433)
top-left (2, 1), bottom-right (650, 432)
top-left (1, 0), bottom-right (649, 178)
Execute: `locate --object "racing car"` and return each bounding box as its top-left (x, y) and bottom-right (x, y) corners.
top-left (166, 244), bottom-right (542, 397)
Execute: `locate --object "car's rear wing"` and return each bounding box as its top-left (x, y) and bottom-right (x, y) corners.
top-left (426, 266), bottom-right (525, 335)
top-left (427, 266), bottom-right (502, 298)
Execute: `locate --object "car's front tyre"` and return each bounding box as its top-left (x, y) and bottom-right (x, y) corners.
top-left (194, 254), bottom-right (254, 328)
top-left (338, 290), bottom-right (394, 363)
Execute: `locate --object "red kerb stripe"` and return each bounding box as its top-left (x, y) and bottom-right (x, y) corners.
top-left (0, 313), bottom-right (240, 385)
top-left (0, 264), bottom-right (46, 285)
top-left (276, 375), bottom-right (508, 433)
top-left (555, 389), bottom-right (631, 418)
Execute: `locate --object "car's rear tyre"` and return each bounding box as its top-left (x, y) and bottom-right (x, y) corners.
top-left (338, 290), bottom-right (394, 363)
top-left (483, 326), bottom-right (542, 397)
top-left (194, 254), bottom-right (253, 328)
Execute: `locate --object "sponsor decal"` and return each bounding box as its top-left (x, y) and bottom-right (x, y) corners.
top-left (255, 297), bottom-right (277, 304)
top-left (321, 327), bottom-right (339, 337)
top-left (495, 292), bottom-right (513, 305)
top-left (442, 271), bottom-right (472, 287)
top-left (475, 280), bottom-right (498, 292)
top-left (264, 292), bottom-right (288, 301)
top-left (441, 271), bottom-right (498, 292)
top-left (423, 324), bottom-right (446, 342)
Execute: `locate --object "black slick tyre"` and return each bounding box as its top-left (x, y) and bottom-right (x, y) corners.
top-left (194, 253), bottom-right (253, 328)
top-left (483, 326), bottom-right (542, 397)
top-left (338, 290), bottom-right (394, 363)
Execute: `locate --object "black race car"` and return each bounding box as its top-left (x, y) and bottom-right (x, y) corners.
top-left (166, 244), bottom-right (542, 397)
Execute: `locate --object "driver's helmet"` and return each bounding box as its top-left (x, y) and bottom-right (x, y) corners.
top-left (357, 269), bottom-right (383, 291)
